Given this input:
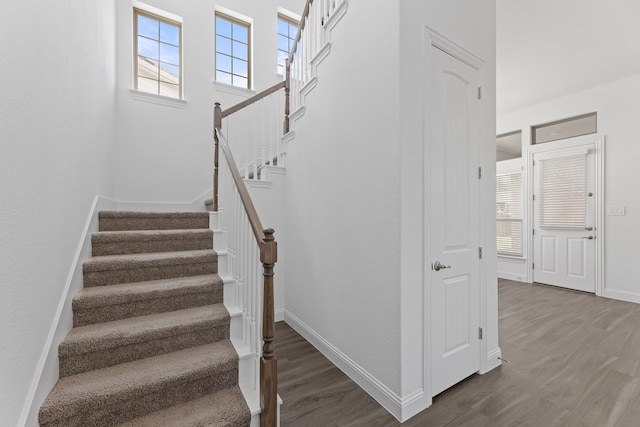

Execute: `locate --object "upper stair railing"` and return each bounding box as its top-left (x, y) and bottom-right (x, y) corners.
top-left (288, 0), bottom-right (346, 115)
top-left (211, 1), bottom-right (347, 426)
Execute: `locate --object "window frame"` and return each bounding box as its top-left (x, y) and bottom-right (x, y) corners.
top-left (276, 13), bottom-right (299, 75)
top-left (133, 7), bottom-right (183, 100)
top-left (215, 12), bottom-right (252, 90)
top-left (496, 161), bottom-right (524, 259)
top-left (532, 112), bottom-right (597, 145)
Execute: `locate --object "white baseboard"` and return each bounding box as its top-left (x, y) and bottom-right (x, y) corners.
top-left (497, 271), bottom-right (527, 282)
top-left (604, 288), bottom-right (640, 305)
top-left (20, 195), bottom-right (116, 427)
top-left (275, 309), bottom-right (285, 323)
top-left (284, 311), bottom-right (425, 422)
top-left (116, 188), bottom-right (212, 212)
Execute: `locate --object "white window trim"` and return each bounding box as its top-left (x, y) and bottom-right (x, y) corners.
top-left (133, 1), bottom-right (182, 23)
top-left (129, 89), bottom-right (187, 108)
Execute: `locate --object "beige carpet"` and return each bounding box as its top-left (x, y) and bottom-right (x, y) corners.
top-left (39, 211), bottom-right (250, 427)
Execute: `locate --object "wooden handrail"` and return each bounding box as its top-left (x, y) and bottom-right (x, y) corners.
top-left (287, 0), bottom-right (314, 64)
top-left (221, 81), bottom-right (286, 118)
top-left (210, 1), bottom-right (321, 420)
top-left (214, 124), bottom-right (265, 243)
top-left (214, 106), bottom-right (278, 427)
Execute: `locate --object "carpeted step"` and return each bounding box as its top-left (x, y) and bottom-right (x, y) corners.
top-left (92, 229), bottom-right (213, 256)
top-left (59, 304), bottom-right (230, 377)
top-left (116, 385), bottom-right (250, 427)
top-left (73, 274), bottom-right (224, 326)
top-left (39, 341), bottom-right (239, 427)
top-left (83, 250), bottom-right (217, 287)
top-left (99, 211), bottom-right (210, 232)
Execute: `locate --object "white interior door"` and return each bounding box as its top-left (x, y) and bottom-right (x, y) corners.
top-left (428, 46), bottom-right (481, 397)
top-left (532, 143), bottom-right (596, 292)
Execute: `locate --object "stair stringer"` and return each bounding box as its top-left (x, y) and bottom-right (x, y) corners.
top-left (209, 211), bottom-right (280, 427)
top-left (287, 0), bottom-right (349, 132)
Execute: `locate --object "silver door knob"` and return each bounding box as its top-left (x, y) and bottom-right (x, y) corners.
top-left (585, 226), bottom-right (593, 231)
top-left (433, 261), bottom-right (451, 271)
top-left (582, 236), bottom-right (594, 240)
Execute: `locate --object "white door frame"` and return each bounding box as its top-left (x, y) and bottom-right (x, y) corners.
top-left (423, 27), bottom-right (488, 406)
top-left (525, 135), bottom-right (605, 296)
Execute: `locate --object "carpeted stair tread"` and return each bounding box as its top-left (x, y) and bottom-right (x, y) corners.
top-left (72, 275), bottom-right (224, 326)
top-left (59, 304), bottom-right (230, 376)
top-left (99, 211), bottom-right (210, 231)
top-left (39, 341), bottom-right (238, 427)
top-left (116, 385), bottom-right (250, 427)
top-left (83, 250), bottom-right (217, 287)
top-left (74, 274), bottom-right (223, 308)
top-left (92, 229), bottom-right (213, 256)
top-left (84, 249), bottom-right (217, 272)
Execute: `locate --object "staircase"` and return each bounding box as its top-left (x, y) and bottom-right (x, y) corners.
top-left (38, 211), bottom-right (251, 427)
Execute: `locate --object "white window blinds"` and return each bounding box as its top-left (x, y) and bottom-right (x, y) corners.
top-left (496, 171), bottom-right (523, 257)
top-left (539, 154), bottom-right (586, 228)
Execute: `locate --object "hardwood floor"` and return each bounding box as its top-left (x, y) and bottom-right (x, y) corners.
top-left (277, 279), bottom-right (640, 426)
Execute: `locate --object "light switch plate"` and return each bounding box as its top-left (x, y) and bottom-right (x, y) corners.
top-left (607, 206), bottom-right (626, 216)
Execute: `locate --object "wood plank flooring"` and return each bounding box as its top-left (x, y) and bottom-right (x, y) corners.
top-left (277, 279), bottom-right (640, 426)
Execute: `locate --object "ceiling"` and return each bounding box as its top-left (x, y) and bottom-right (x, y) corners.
top-left (497, 0), bottom-right (640, 115)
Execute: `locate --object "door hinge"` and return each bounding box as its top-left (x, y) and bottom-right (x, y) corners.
top-left (532, 263), bottom-right (535, 270)
top-left (533, 194), bottom-right (536, 201)
top-left (479, 247), bottom-right (483, 259)
top-left (478, 87), bottom-right (482, 100)
top-left (532, 229), bottom-right (535, 235)
top-left (478, 166), bottom-right (482, 179)
top-left (479, 327), bottom-right (483, 340)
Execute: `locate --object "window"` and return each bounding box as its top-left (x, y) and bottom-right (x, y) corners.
top-left (532, 112), bottom-right (597, 144)
top-left (134, 9), bottom-right (182, 99)
top-left (496, 131), bottom-right (522, 161)
top-left (215, 13), bottom-right (251, 89)
top-left (538, 153), bottom-right (587, 228)
top-left (277, 14), bottom-right (298, 75)
top-left (497, 170), bottom-right (523, 257)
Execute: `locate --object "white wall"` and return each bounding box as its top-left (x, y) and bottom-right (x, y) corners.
top-left (285, 0), bottom-right (497, 421)
top-left (399, 0), bottom-right (498, 414)
top-left (114, 0), bottom-right (305, 205)
top-left (285, 0), bottom-right (404, 401)
top-left (0, 2), bottom-right (117, 425)
top-left (498, 73), bottom-right (640, 303)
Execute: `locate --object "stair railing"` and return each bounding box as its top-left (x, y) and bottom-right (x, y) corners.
top-left (210, 3), bottom-right (346, 426)
top-left (219, 81), bottom-right (288, 181)
top-left (214, 105), bottom-right (278, 427)
top-left (287, 0), bottom-right (345, 116)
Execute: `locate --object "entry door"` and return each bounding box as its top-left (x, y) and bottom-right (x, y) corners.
top-left (428, 46), bottom-right (481, 397)
top-left (532, 143), bottom-right (596, 292)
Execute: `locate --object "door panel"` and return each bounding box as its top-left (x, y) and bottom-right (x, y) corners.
top-left (533, 144), bottom-right (596, 292)
top-left (429, 46), bottom-right (481, 397)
